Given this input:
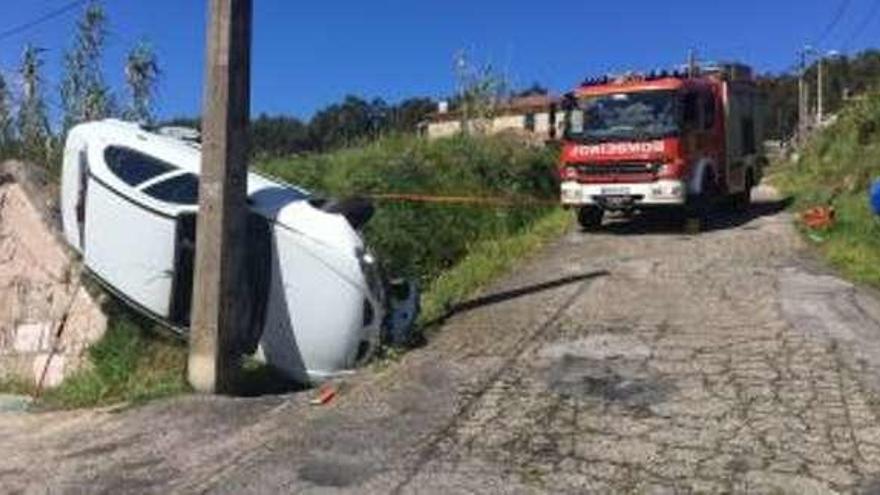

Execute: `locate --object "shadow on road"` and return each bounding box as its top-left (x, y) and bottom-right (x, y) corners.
top-left (596, 196), bottom-right (794, 236)
top-left (235, 362), bottom-right (310, 397)
top-left (421, 270), bottom-right (610, 332)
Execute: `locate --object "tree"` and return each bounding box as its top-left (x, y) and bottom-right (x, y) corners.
top-left (250, 114), bottom-right (311, 158)
top-left (0, 72), bottom-right (14, 155)
top-left (452, 50), bottom-right (508, 135)
top-left (18, 44), bottom-right (51, 163)
top-left (124, 40), bottom-right (160, 124)
top-left (309, 95), bottom-right (374, 150)
top-left (514, 83), bottom-right (549, 98)
top-left (757, 49), bottom-right (880, 140)
top-left (61, 1), bottom-right (113, 130)
top-left (389, 97), bottom-right (435, 133)
top-left (159, 116), bottom-right (201, 131)
top-left (368, 97), bottom-right (390, 139)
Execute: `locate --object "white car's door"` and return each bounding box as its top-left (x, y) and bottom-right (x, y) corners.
top-left (83, 146), bottom-right (185, 319)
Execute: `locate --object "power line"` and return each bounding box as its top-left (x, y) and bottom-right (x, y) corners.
top-left (0, 0), bottom-right (88, 43)
top-left (843, 0), bottom-right (880, 51)
top-left (816, 0), bottom-right (852, 46)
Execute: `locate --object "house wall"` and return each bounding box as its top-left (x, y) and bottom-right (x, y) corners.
top-left (426, 108), bottom-right (564, 140)
top-left (427, 120), bottom-right (461, 139)
top-left (491, 114), bottom-right (526, 133)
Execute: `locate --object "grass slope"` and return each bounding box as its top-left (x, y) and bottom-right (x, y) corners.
top-left (260, 134), bottom-right (560, 284)
top-left (772, 91), bottom-right (880, 286)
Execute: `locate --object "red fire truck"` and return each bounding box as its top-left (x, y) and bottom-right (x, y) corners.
top-left (558, 63), bottom-right (766, 230)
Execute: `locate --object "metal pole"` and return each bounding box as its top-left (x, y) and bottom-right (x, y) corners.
top-left (687, 49), bottom-right (697, 77)
top-left (188, 0), bottom-right (253, 394)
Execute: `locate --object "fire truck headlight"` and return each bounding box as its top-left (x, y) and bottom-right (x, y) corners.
top-left (562, 166), bottom-right (578, 181)
top-left (657, 164), bottom-right (672, 176)
top-left (652, 182), bottom-right (684, 199)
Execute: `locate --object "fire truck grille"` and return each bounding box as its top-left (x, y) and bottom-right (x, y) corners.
top-left (577, 163), bottom-right (659, 175)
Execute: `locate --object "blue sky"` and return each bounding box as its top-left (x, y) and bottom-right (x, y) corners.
top-left (1, 0), bottom-right (878, 123)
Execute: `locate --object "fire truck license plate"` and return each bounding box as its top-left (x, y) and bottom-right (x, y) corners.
top-left (601, 187), bottom-right (630, 196)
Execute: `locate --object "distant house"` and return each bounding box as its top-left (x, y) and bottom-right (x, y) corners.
top-left (423, 94), bottom-right (563, 141)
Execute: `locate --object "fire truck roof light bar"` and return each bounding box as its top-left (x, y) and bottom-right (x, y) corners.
top-left (580, 61), bottom-right (753, 88)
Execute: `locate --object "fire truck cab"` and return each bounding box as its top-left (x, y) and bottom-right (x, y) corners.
top-left (559, 63), bottom-right (766, 230)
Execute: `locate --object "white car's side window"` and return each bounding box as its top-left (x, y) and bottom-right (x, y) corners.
top-left (143, 173), bottom-right (200, 205)
top-left (105, 146), bottom-right (175, 187)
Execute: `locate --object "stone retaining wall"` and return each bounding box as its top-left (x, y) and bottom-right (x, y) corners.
top-left (0, 162), bottom-right (107, 388)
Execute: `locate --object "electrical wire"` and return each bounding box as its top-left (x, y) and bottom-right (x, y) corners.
top-left (843, 0), bottom-right (880, 51)
top-left (816, 0), bottom-right (852, 46)
top-left (0, 0), bottom-right (88, 43)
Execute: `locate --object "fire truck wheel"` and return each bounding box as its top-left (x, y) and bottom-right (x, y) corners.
top-left (577, 206), bottom-right (603, 231)
top-left (681, 204), bottom-right (705, 233)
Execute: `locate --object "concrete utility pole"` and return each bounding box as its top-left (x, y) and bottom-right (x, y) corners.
top-left (815, 50), bottom-right (840, 125)
top-left (798, 48), bottom-right (807, 145)
top-left (188, 0), bottom-right (253, 394)
top-left (817, 55), bottom-right (825, 124)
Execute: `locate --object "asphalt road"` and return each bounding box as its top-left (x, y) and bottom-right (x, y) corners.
top-left (4, 184), bottom-right (880, 494)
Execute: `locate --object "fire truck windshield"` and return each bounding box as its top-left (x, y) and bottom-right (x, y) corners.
top-left (568, 90), bottom-right (679, 143)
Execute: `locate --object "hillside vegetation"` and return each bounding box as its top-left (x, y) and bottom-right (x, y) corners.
top-left (773, 91), bottom-right (880, 285)
top-left (260, 134), bottom-right (566, 323)
top-left (760, 49), bottom-right (880, 140)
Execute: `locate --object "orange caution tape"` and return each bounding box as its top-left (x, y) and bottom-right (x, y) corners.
top-left (367, 193), bottom-right (558, 207)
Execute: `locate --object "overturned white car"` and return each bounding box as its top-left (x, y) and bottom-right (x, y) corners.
top-left (60, 119), bottom-right (416, 383)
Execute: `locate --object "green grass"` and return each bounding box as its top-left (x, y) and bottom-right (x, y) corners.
top-left (772, 90), bottom-right (880, 287)
top-left (36, 306), bottom-right (190, 410)
top-left (419, 208), bottom-right (572, 326)
top-left (260, 133), bottom-right (560, 285)
top-left (0, 377), bottom-right (35, 396)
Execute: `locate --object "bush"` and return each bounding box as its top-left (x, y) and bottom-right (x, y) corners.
top-left (773, 91), bottom-right (880, 286)
top-left (260, 134), bottom-right (560, 284)
top-left (778, 93), bottom-right (880, 194)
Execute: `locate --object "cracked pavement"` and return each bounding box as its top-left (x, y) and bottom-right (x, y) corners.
top-left (4, 184), bottom-right (880, 493)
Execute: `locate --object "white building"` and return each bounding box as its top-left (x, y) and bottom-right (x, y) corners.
top-left (424, 95), bottom-right (563, 141)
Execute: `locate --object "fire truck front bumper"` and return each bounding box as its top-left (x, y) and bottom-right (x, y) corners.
top-left (560, 180), bottom-right (687, 209)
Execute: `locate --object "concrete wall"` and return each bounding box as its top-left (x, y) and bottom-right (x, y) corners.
top-left (0, 168), bottom-right (107, 388)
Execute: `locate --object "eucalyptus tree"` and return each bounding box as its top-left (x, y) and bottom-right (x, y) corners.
top-left (61, 1), bottom-right (113, 130)
top-left (124, 40), bottom-right (160, 125)
top-left (18, 44), bottom-right (51, 162)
